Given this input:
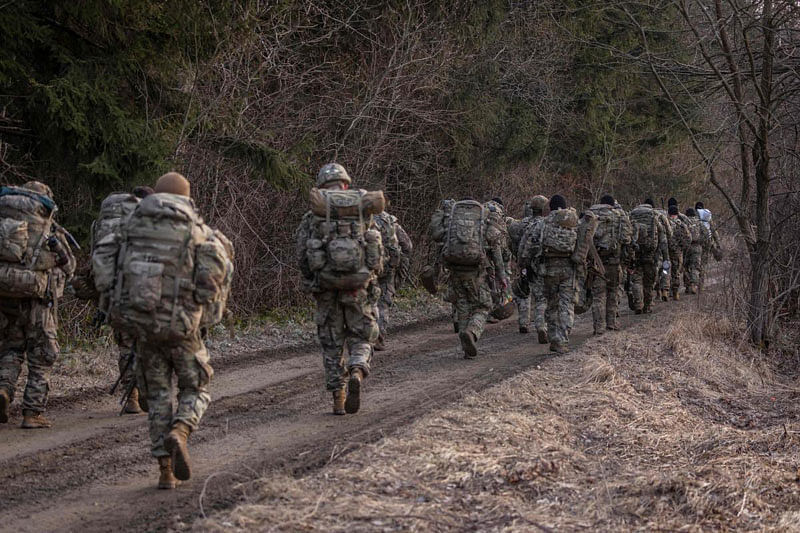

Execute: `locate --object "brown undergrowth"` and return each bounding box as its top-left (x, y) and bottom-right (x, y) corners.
top-left (197, 309), bottom-right (800, 532)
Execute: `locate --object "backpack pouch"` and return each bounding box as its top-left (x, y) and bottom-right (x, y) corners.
top-left (127, 261), bottom-right (164, 312)
top-left (0, 218), bottom-right (28, 263)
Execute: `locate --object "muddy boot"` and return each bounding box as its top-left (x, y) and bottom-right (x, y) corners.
top-left (686, 284), bottom-right (697, 295)
top-left (635, 309), bottom-right (643, 315)
top-left (550, 342), bottom-right (569, 355)
top-left (164, 421), bottom-right (193, 481)
top-left (537, 329), bottom-right (548, 345)
top-left (661, 290), bottom-right (669, 302)
top-left (0, 388), bottom-right (9, 423)
top-left (643, 305), bottom-right (653, 314)
top-left (332, 389), bottom-right (346, 415)
top-left (606, 324), bottom-right (620, 332)
top-left (123, 387), bottom-right (143, 414)
top-left (21, 410), bottom-right (52, 429)
top-left (459, 330), bottom-right (478, 359)
top-left (345, 368), bottom-right (363, 414)
top-left (519, 325), bottom-right (529, 334)
top-left (158, 457), bottom-right (179, 490)
top-left (672, 289), bottom-right (680, 301)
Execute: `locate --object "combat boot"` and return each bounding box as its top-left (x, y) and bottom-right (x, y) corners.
top-left (123, 387), bottom-right (143, 414)
top-left (672, 290), bottom-right (680, 301)
top-left (332, 389), bottom-right (346, 415)
top-left (373, 334), bottom-right (386, 352)
top-left (519, 325), bottom-right (529, 334)
top-left (537, 329), bottom-right (548, 345)
top-left (0, 388), bottom-right (9, 423)
top-left (459, 330), bottom-right (478, 359)
top-left (164, 421), bottom-right (193, 481)
top-left (345, 368), bottom-right (363, 414)
top-left (550, 342), bottom-right (569, 355)
top-left (661, 290), bottom-right (669, 302)
top-left (158, 456), bottom-right (179, 489)
top-left (21, 410), bottom-right (51, 429)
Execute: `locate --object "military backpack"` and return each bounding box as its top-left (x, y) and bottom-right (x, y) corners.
top-left (540, 208), bottom-right (578, 256)
top-left (91, 193), bottom-right (140, 251)
top-left (588, 204), bottom-right (632, 257)
top-left (0, 187), bottom-right (60, 298)
top-left (305, 188), bottom-right (385, 291)
top-left (629, 205), bottom-right (659, 255)
top-left (92, 193), bottom-right (234, 342)
top-left (441, 200), bottom-right (488, 269)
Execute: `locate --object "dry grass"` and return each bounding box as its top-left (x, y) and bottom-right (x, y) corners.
top-left (197, 309), bottom-right (800, 532)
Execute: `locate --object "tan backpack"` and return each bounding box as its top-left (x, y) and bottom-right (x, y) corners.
top-left (93, 193), bottom-right (233, 342)
top-left (0, 187), bottom-right (59, 298)
top-left (91, 193), bottom-right (140, 251)
top-left (541, 208), bottom-right (578, 256)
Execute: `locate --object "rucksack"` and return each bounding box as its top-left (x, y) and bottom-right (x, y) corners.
top-left (629, 205), bottom-right (659, 254)
top-left (0, 187), bottom-right (59, 298)
top-left (95, 193), bottom-right (233, 342)
top-left (541, 208), bottom-right (578, 256)
top-left (589, 204), bottom-right (632, 256)
top-left (684, 216), bottom-right (706, 245)
top-left (374, 212), bottom-right (401, 272)
top-left (306, 188), bottom-right (385, 290)
top-left (91, 193), bottom-right (139, 251)
top-left (668, 217), bottom-right (691, 251)
top-left (441, 200), bottom-right (488, 269)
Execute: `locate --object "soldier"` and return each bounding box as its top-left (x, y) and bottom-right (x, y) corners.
top-left (588, 195), bottom-right (632, 335)
top-left (508, 195), bottom-right (548, 341)
top-left (628, 199), bottom-right (669, 314)
top-left (0, 181), bottom-right (76, 428)
top-left (372, 211), bottom-right (413, 351)
top-left (430, 197), bottom-right (507, 358)
top-left (695, 201), bottom-right (719, 289)
top-left (485, 198), bottom-right (513, 323)
top-left (683, 207), bottom-right (705, 294)
top-left (75, 186), bottom-right (154, 415)
top-left (92, 172), bottom-right (234, 489)
top-left (654, 206), bottom-right (673, 302)
top-left (666, 199), bottom-right (691, 300)
top-left (295, 164), bottom-right (383, 415)
top-left (519, 195), bottom-right (580, 354)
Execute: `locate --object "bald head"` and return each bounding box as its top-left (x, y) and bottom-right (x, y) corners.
top-left (154, 172), bottom-right (190, 197)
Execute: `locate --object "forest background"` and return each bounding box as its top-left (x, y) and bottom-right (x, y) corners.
top-left (1, 0), bottom-right (798, 350)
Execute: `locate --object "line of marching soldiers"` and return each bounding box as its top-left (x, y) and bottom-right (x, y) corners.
top-left (0, 163), bottom-right (719, 490)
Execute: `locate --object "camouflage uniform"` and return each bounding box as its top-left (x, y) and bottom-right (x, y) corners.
top-left (508, 212), bottom-right (546, 335)
top-left (655, 209), bottom-right (673, 296)
top-left (628, 205), bottom-right (668, 313)
top-left (485, 201), bottom-right (513, 316)
top-left (668, 214), bottom-right (692, 298)
top-left (373, 212), bottom-right (413, 345)
top-left (136, 333), bottom-right (212, 458)
top-left (0, 215), bottom-right (75, 418)
top-left (296, 211), bottom-right (380, 391)
top-left (588, 204), bottom-right (632, 333)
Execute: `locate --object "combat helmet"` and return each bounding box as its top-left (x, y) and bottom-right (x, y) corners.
top-left (529, 195), bottom-right (548, 216)
top-left (316, 163), bottom-right (352, 188)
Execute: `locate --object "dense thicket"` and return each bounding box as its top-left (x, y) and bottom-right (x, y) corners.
top-left (1, 1), bottom-right (703, 314)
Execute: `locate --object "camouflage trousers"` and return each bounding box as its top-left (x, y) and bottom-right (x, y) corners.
top-left (314, 285), bottom-right (379, 391)
top-left (542, 257), bottom-right (577, 347)
top-left (684, 244), bottom-right (703, 287)
top-left (513, 275), bottom-right (547, 332)
top-left (449, 269), bottom-right (492, 341)
top-left (374, 275), bottom-right (396, 340)
top-left (115, 330), bottom-right (137, 390)
top-left (668, 248), bottom-right (685, 294)
top-left (136, 333), bottom-right (212, 458)
top-left (0, 298), bottom-right (59, 414)
top-left (591, 260), bottom-right (621, 332)
top-left (629, 256), bottom-right (658, 311)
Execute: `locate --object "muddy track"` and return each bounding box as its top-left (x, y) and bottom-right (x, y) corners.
top-left (0, 305), bottom-right (652, 533)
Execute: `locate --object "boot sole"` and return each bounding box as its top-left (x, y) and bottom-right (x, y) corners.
top-left (459, 331), bottom-right (477, 359)
top-left (345, 375), bottom-right (361, 414)
top-left (537, 330), bottom-right (548, 345)
top-left (158, 480), bottom-right (178, 490)
top-left (165, 434), bottom-right (192, 481)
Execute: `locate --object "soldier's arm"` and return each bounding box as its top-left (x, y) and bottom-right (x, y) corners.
top-left (395, 223), bottom-right (413, 256)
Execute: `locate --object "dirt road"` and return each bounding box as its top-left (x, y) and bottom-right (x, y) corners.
top-left (0, 305), bottom-right (648, 533)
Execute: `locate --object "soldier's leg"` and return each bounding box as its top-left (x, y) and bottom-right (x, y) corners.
top-left (629, 267), bottom-right (644, 312)
top-left (0, 301), bottom-right (26, 410)
top-left (314, 292), bottom-right (347, 391)
top-left (670, 250), bottom-right (683, 298)
top-left (465, 276), bottom-right (491, 342)
top-left (171, 333), bottom-right (212, 431)
top-left (21, 301), bottom-right (59, 416)
top-left (343, 286), bottom-right (379, 376)
top-left (376, 279), bottom-right (392, 342)
top-left (591, 273), bottom-right (607, 334)
top-left (642, 261), bottom-right (656, 312)
top-left (531, 276), bottom-right (548, 337)
top-left (116, 330), bottom-right (136, 386)
top-left (137, 342), bottom-right (174, 458)
top-left (605, 264), bottom-right (621, 329)
top-left (513, 278), bottom-right (531, 330)
top-left (543, 273), bottom-right (562, 346)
